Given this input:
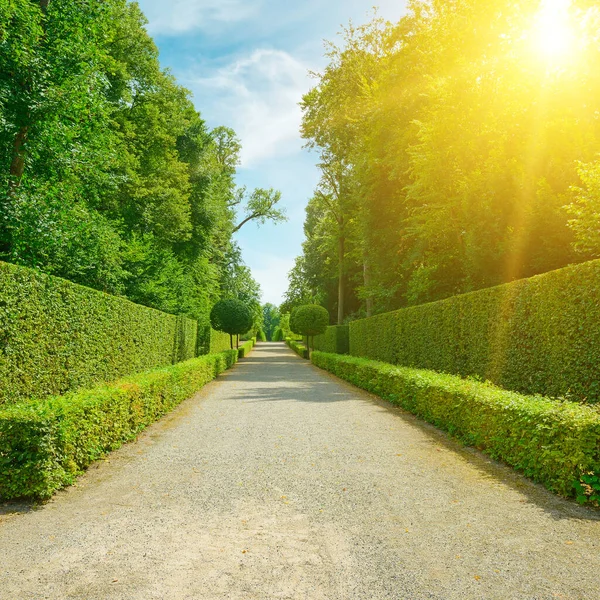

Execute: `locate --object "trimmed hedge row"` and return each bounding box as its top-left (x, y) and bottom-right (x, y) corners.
top-left (313, 325), bottom-right (349, 354)
top-left (238, 337), bottom-right (256, 358)
top-left (311, 351), bottom-right (600, 498)
top-left (286, 337), bottom-right (309, 359)
top-left (197, 326), bottom-right (233, 355)
top-left (349, 259), bottom-right (600, 403)
top-left (0, 349), bottom-right (239, 501)
top-left (0, 261), bottom-right (198, 406)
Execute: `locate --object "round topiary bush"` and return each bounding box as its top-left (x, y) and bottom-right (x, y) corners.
top-left (293, 304), bottom-right (329, 351)
top-left (210, 299), bottom-right (253, 349)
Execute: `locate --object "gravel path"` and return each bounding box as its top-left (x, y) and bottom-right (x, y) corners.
top-left (1, 342), bottom-right (600, 599)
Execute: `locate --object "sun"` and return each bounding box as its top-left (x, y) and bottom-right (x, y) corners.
top-left (533, 0), bottom-right (575, 61)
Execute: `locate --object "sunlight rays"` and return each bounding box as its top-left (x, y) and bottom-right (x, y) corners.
top-left (533, 0), bottom-right (574, 61)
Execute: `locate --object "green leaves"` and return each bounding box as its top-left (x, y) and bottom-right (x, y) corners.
top-left (291, 1), bottom-right (600, 318)
top-left (0, 0), bottom-right (266, 325)
top-left (210, 298), bottom-right (253, 340)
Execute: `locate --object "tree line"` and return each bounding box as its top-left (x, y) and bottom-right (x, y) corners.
top-left (0, 0), bottom-right (285, 328)
top-left (283, 0), bottom-right (600, 323)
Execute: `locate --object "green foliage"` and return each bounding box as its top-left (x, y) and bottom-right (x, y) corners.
top-left (349, 259), bottom-right (600, 403)
top-left (272, 327), bottom-right (284, 342)
top-left (257, 329), bottom-right (267, 342)
top-left (262, 303), bottom-right (280, 340)
top-left (289, 308), bottom-right (300, 336)
top-left (0, 261), bottom-right (197, 406)
top-left (285, 337), bottom-right (309, 359)
top-left (289, 2), bottom-right (600, 318)
top-left (313, 326), bottom-right (349, 354)
top-left (0, 0), bottom-right (273, 326)
top-left (311, 351), bottom-right (600, 498)
top-left (196, 326), bottom-right (231, 356)
top-left (0, 349), bottom-right (238, 501)
top-left (567, 161), bottom-right (600, 257)
top-left (238, 338), bottom-right (256, 359)
top-left (293, 305), bottom-right (330, 337)
top-left (232, 188), bottom-right (287, 233)
top-left (210, 299), bottom-right (253, 345)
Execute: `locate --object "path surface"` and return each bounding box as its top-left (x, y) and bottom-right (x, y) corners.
top-left (1, 343), bottom-right (600, 600)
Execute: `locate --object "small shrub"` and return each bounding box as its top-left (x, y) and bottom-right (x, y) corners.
top-left (311, 351), bottom-right (600, 498)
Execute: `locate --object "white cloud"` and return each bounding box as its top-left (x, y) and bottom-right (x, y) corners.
top-left (140, 0), bottom-right (257, 35)
top-left (185, 49), bottom-right (312, 166)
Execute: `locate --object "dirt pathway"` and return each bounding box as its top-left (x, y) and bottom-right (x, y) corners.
top-left (1, 342), bottom-right (599, 599)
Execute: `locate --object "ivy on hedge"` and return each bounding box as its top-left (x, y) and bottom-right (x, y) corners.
top-left (0, 261), bottom-right (198, 406)
top-left (311, 351), bottom-right (600, 499)
top-left (349, 259), bottom-right (600, 403)
top-left (313, 325), bottom-right (349, 354)
top-left (0, 349), bottom-right (239, 501)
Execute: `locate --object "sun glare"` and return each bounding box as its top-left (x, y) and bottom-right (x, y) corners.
top-left (533, 0), bottom-right (574, 61)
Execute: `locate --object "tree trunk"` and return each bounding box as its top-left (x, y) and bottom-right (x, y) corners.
top-left (236, 334), bottom-right (239, 349)
top-left (9, 126), bottom-right (28, 181)
top-left (337, 234), bottom-right (345, 325)
top-left (363, 257), bottom-right (373, 318)
top-left (230, 334), bottom-right (233, 349)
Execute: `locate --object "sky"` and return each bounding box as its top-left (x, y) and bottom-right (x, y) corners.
top-left (136, 0), bottom-right (408, 305)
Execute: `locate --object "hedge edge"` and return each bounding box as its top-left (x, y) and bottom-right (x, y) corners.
top-left (238, 337), bottom-right (256, 358)
top-left (0, 349), bottom-right (239, 501)
top-left (311, 351), bottom-right (600, 500)
top-left (285, 337), bottom-right (309, 359)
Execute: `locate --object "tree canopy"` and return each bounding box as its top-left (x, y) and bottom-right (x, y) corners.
top-left (285, 1), bottom-right (600, 321)
top-left (210, 299), bottom-right (253, 348)
top-left (0, 0), bottom-right (283, 325)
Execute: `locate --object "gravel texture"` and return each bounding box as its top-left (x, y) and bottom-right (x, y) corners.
top-left (1, 342), bottom-right (600, 599)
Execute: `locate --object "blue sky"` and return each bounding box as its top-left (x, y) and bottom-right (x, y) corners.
top-left (136, 0), bottom-right (408, 305)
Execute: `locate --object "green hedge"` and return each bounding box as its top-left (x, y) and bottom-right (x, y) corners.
top-left (286, 337), bottom-right (309, 359)
top-left (313, 325), bottom-right (349, 354)
top-left (350, 259), bottom-right (600, 403)
top-left (0, 349), bottom-right (239, 501)
top-left (197, 326), bottom-right (233, 355)
top-left (238, 338), bottom-right (256, 358)
top-left (0, 261), bottom-right (198, 406)
top-left (311, 352), bottom-right (600, 499)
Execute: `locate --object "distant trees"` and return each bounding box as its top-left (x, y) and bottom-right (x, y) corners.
top-left (285, 2), bottom-right (600, 321)
top-left (262, 304), bottom-right (281, 341)
top-left (0, 0), bottom-right (284, 325)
